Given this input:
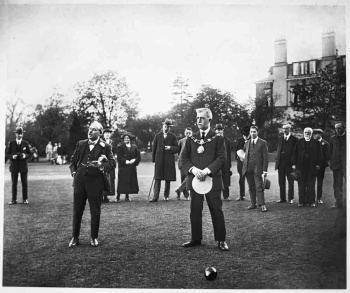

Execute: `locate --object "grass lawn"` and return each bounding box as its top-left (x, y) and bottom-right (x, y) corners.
top-left (2, 161), bottom-right (346, 289)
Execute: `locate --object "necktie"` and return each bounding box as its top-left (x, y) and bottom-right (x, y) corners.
top-left (201, 132), bottom-right (205, 140)
top-left (252, 140), bottom-right (255, 147)
top-left (88, 140), bottom-right (95, 145)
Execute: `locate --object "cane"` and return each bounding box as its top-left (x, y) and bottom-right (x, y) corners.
top-left (148, 177), bottom-right (155, 201)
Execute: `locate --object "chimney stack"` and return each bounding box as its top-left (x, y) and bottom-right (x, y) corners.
top-left (274, 36), bottom-right (287, 64)
top-left (322, 28), bottom-right (336, 58)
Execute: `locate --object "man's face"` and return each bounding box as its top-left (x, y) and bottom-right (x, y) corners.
top-left (335, 124), bottom-right (345, 136)
top-left (15, 133), bottom-right (23, 140)
top-left (250, 128), bottom-right (258, 139)
top-left (283, 127), bottom-right (290, 135)
top-left (304, 130), bottom-right (312, 140)
top-left (184, 130), bottom-right (192, 137)
top-left (313, 133), bottom-right (321, 140)
top-left (163, 124), bottom-right (170, 133)
top-left (88, 126), bottom-right (101, 141)
top-left (104, 132), bottom-right (111, 139)
top-left (215, 129), bottom-right (224, 136)
top-left (196, 113), bottom-right (210, 130)
top-left (124, 136), bottom-right (130, 144)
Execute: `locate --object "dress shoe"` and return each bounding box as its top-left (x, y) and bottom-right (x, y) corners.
top-left (224, 197), bottom-right (231, 201)
top-left (185, 197), bottom-right (190, 201)
top-left (68, 237), bottom-right (79, 248)
top-left (115, 199), bottom-right (121, 203)
top-left (310, 203), bottom-right (316, 207)
top-left (277, 200), bottom-right (286, 203)
top-left (236, 197), bottom-right (245, 201)
top-left (90, 238), bottom-right (99, 247)
top-left (175, 189), bottom-right (181, 200)
top-left (23, 200), bottom-right (29, 204)
top-left (331, 205), bottom-right (342, 209)
top-left (261, 205), bottom-right (267, 212)
top-left (288, 200), bottom-right (294, 204)
top-left (125, 197), bottom-right (131, 202)
top-left (149, 199), bottom-right (158, 202)
top-left (318, 199), bottom-right (323, 204)
top-left (8, 201), bottom-right (17, 205)
top-left (163, 197), bottom-right (169, 201)
top-left (182, 240), bottom-right (201, 248)
top-left (218, 241), bottom-right (229, 251)
top-left (246, 204), bottom-right (257, 210)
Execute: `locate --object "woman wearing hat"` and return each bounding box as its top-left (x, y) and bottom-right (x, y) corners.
top-left (116, 133), bottom-right (141, 202)
top-left (102, 127), bottom-right (116, 203)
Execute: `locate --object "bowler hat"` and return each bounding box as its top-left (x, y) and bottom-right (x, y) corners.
top-left (163, 118), bottom-right (174, 127)
top-left (14, 127), bottom-right (24, 134)
top-left (313, 128), bottom-right (323, 134)
top-left (290, 169), bottom-right (302, 181)
top-left (241, 125), bottom-right (250, 135)
top-left (215, 123), bottom-right (223, 130)
top-left (263, 177), bottom-right (271, 190)
top-left (103, 127), bottom-right (113, 134)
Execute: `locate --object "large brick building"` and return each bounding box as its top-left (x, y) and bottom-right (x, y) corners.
top-left (256, 29), bottom-right (346, 114)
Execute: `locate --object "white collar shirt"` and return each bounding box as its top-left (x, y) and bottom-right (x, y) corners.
top-left (88, 138), bottom-right (99, 151)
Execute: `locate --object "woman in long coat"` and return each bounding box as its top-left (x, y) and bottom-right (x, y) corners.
top-left (116, 133), bottom-right (141, 202)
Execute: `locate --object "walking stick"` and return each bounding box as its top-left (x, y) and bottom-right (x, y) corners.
top-left (148, 177), bottom-right (155, 201)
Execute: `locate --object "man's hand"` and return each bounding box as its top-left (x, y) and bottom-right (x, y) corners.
top-left (164, 145), bottom-right (171, 151)
top-left (22, 153), bottom-right (26, 159)
top-left (292, 165), bottom-right (296, 171)
top-left (13, 155), bottom-right (17, 159)
top-left (192, 167), bottom-right (208, 182)
top-left (130, 158), bottom-right (136, 164)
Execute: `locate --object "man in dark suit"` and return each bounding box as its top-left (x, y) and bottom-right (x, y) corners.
top-left (215, 123), bottom-right (233, 201)
top-left (68, 121), bottom-right (116, 248)
top-left (150, 119), bottom-right (179, 202)
top-left (292, 128), bottom-right (322, 207)
top-left (175, 127), bottom-right (192, 200)
top-left (275, 124), bottom-right (297, 204)
top-left (6, 127), bottom-right (32, 205)
top-left (313, 129), bottom-right (329, 204)
top-left (242, 126), bottom-right (269, 212)
top-left (329, 122), bottom-right (346, 209)
top-left (180, 108), bottom-right (229, 251)
top-left (101, 127), bottom-right (116, 203)
top-left (236, 126), bottom-right (250, 201)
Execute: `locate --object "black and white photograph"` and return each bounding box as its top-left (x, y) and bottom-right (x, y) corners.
top-left (1, 0), bottom-right (347, 290)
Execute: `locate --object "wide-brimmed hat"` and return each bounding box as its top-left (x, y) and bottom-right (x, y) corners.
top-left (290, 169), bottom-right (302, 181)
top-left (313, 128), bottom-right (323, 134)
top-left (121, 132), bottom-right (134, 140)
top-left (192, 176), bottom-right (212, 194)
top-left (215, 123), bottom-right (223, 130)
top-left (241, 125), bottom-right (250, 136)
top-left (103, 127), bottom-right (113, 134)
top-left (162, 118), bottom-right (174, 127)
top-left (14, 127), bottom-right (24, 134)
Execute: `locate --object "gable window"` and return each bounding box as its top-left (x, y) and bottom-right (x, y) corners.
top-left (309, 60), bottom-right (316, 74)
top-left (293, 63), bottom-right (299, 75)
top-left (300, 62), bottom-right (308, 75)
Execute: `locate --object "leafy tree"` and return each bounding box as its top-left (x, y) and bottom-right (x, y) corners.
top-left (290, 64), bottom-right (346, 133)
top-left (74, 70), bottom-right (139, 129)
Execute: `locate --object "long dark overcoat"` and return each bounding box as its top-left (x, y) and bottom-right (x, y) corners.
top-left (222, 137), bottom-right (232, 188)
top-left (117, 143), bottom-right (141, 194)
top-left (152, 131), bottom-right (179, 181)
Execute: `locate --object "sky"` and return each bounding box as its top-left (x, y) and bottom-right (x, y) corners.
top-left (2, 1), bottom-right (347, 117)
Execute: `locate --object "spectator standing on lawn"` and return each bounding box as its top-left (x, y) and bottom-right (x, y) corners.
top-left (52, 142), bottom-right (58, 164)
top-left (242, 125), bottom-right (269, 212)
top-left (149, 118), bottom-right (179, 202)
top-left (313, 129), bottom-right (329, 204)
top-left (116, 133), bottom-right (141, 202)
top-left (180, 108), bottom-right (229, 251)
top-left (215, 123), bottom-right (233, 201)
top-left (235, 125), bottom-right (250, 201)
top-left (101, 127), bottom-right (116, 203)
top-left (292, 127), bottom-right (322, 207)
top-left (329, 122), bottom-right (346, 209)
top-left (68, 121), bottom-right (116, 248)
top-left (45, 141), bottom-right (53, 162)
top-left (175, 127), bottom-right (192, 201)
top-left (275, 123), bottom-right (298, 204)
top-left (6, 127), bottom-right (32, 205)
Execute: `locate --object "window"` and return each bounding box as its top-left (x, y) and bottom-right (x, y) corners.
top-left (264, 89), bottom-right (272, 106)
top-left (309, 60), bottom-right (316, 74)
top-left (293, 63), bottom-right (299, 75)
top-left (300, 62), bottom-right (308, 75)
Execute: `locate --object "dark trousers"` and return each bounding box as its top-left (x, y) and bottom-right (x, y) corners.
top-left (11, 171), bottom-right (28, 202)
top-left (316, 167), bottom-right (326, 200)
top-left (333, 166), bottom-right (346, 208)
top-left (278, 167), bottom-right (294, 201)
top-left (298, 170), bottom-right (316, 205)
top-left (103, 178), bottom-right (115, 197)
top-left (245, 170), bottom-right (265, 206)
top-left (190, 189), bottom-right (226, 242)
top-left (177, 171), bottom-right (189, 198)
top-left (237, 161), bottom-right (245, 198)
top-left (153, 179), bottom-right (170, 200)
top-left (222, 186), bottom-right (230, 199)
top-left (72, 170), bottom-right (104, 239)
